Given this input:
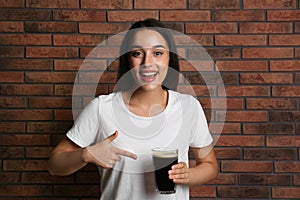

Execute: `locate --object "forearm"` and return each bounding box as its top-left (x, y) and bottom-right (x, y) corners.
top-left (48, 148), bottom-right (88, 176)
top-left (188, 162), bottom-right (218, 185)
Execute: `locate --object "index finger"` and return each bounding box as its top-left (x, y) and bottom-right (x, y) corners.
top-left (172, 162), bottom-right (186, 169)
top-left (114, 147), bottom-right (137, 160)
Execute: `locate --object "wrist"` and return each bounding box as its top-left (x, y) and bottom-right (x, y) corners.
top-left (82, 147), bottom-right (91, 163)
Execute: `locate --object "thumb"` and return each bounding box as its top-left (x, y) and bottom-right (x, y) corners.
top-left (107, 131), bottom-right (118, 142)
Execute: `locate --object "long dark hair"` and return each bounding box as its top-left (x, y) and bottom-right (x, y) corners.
top-left (116, 18), bottom-right (180, 91)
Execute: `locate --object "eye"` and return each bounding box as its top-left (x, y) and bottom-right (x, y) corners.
top-left (154, 51), bottom-right (164, 56)
top-left (130, 50), bottom-right (143, 58)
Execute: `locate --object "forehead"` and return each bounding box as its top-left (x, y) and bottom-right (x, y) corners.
top-left (130, 29), bottom-right (169, 49)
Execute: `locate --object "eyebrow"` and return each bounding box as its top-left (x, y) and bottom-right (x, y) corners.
top-left (130, 45), bottom-right (167, 49)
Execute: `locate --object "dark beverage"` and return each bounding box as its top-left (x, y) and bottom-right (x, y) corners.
top-left (152, 149), bottom-right (178, 194)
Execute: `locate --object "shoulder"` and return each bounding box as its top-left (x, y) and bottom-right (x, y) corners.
top-left (94, 92), bottom-right (119, 104)
top-left (169, 90), bottom-right (200, 106)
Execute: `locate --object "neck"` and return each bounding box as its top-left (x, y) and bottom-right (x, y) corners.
top-left (122, 86), bottom-right (168, 117)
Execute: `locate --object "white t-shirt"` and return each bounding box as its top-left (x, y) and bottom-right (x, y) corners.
top-left (66, 90), bottom-right (213, 200)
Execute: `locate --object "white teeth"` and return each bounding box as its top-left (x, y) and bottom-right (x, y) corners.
top-left (141, 72), bottom-right (157, 77)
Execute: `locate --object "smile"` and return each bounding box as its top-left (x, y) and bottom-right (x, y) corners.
top-left (139, 71), bottom-right (158, 82)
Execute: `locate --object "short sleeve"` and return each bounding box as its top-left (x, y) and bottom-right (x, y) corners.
top-left (66, 97), bottom-right (100, 148)
top-left (189, 98), bottom-right (213, 148)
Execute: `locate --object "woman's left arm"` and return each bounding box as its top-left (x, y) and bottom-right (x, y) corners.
top-left (168, 145), bottom-right (218, 185)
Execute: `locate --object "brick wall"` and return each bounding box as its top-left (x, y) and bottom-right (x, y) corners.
top-left (1, 0), bottom-right (299, 199)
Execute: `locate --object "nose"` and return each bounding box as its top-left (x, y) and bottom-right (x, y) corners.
top-left (143, 51), bottom-right (153, 67)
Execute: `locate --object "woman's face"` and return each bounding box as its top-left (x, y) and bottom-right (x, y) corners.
top-left (128, 28), bottom-right (170, 91)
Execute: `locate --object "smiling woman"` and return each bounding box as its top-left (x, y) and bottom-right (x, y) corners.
top-left (48, 18), bottom-right (218, 200)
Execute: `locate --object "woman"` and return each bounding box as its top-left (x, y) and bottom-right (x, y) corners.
top-left (48, 18), bottom-right (218, 199)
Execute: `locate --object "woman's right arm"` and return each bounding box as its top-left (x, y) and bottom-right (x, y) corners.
top-left (48, 131), bottom-right (137, 176)
top-left (48, 137), bottom-right (90, 176)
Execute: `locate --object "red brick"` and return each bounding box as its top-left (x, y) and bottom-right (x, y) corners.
top-left (53, 35), bottom-right (105, 46)
top-left (176, 35), bottom-right (213, 47)
top-left (240, 22), bottom-right (292, 33)
top-left (218, 86), bottom-right (270, 96)
top-left (28, 97), bottom-right (74, 108)
top-left (200, 98), bottom-right (243, 110)
top-left (0, 110), bottom-right (52, 121)
top-left (0, 122), bottom-right (26, 133)
top-left (0, 147), bottom-right (24, 158)
top-left (22, 172), bottom-right (74, 183)
top-left (267, 136), bottom-right (300, 147)
top-left (296, 48), bottom-right (300, 58)
top-left (108, 11), bottom-right (158, 22)
top-left (268, 10), bottom-right (300, 21)
top-left (216, 60), bottom-right (268, 71)
top-left (135, 0), bottom-right (186, 9)
top-left (296, 73), bottom-right (300, 84)
top-left (55, 84), bottom-right (108, 96)
top-left (76, 172), bottom-right (100, 184)
top-left (0, 21), bottom-right (23, 32)
top-left (273, 187), bottom-right (300, 199)
top-left (0, 47), bottom-right (23, 58)
top-left (0, 97), bottom-right (26, 108)
top-left (0, 172), bottom-right (20, 183)
top-left (275, 162), bottom-right (300, 172)
top-left (186, 73), bottom-right (238, 85)
top-left (212, 10), bottom-right (264, 21)
top-left (160, 10), bottom-right (210, 21)
top-left (209, 123), bottom-right (241, 134)
top-left (0, 9), bottom-right (51, 20)
top-left (25, 22), bottom-right (77, 33)
top-left (0, 134), bottom-right (50, 146)
top-left (240, 73), bottom-right (293, 84)
top-left (239, 174), bottom-right (291, 185)
top-left (54, 59), bottom-right (83, 71)
top-left (179, 60), bottom-right (214, 71)
top-left (0, 185), bottom-right (51, 196)
top-left (244, 148), bottom-right (296, 160)
top-left (270, 35), bottom-right (300, 46)
top-left (244, 0), bottom-right (296, 9)
top-left (215, 35), bottom-right (266, 46)
top-left (215, 148), bottom-right (241, 159)
top-left (190, 185), bottom-right (216, 197)
top-left (79, 23), bottom-right (130, 34)
top-left (270, 111), bottom-right (300, 122)
top-left (270, 60), bottom-right (300, 71)
top-left (243, 48), bottom-right (293, 58)
top-left (216, 136), bottom-right (265, 147)
top-left (177, 85), bottom-right (215, 96)
top-left (26, 47), bottom-right (78, 58)
top-left (26, 0), bottom-right (78, 8)
top-left (54, 109), bottom-right (74, 121)
top-left (0, 0), bottom-right (24, 7)
top-left (294, 174), bottom-right (300, 185)
top-left (273, 86), bottom-right (300, 97)
top-left (78, 71), bottom-right (118, 84)
top-left (25, 72), bottom-right (76, 83)
top-left (26, 147), bottom-right (53, 158)
top-left (209, 173), bottom-right (238, 184)
top-left (187, 48), bottom-right (240, 61)
top-left (218, 186), bottom-right (270, 198)
top-left (3, 160), bottom-right (48, 171)
top-left (81, 0), bottom-right (132, 9)
top-left (0, 59), bottom-right (52, 70)
top-left (189, 0), bottom-right (240, 9)
top-left (27, 122), bottom-right (72, 133)
top-left (221, 161), bottom-right (272, 172)
top-left (53, 10), bottom-right (106, 22)
top-left (246, 98), bottom-right (297, 110)
top-left (217, 111), bottom-right (268, 122)
top-left (0, 72), bottom-right (23, 82)
top-left (186, 23), bottom-right (238, 34)
top-left (0, 84), bottom-right (53, 95)
top-left (53, 185), bottom-right (100, 196)
top-left (80, 47), bottom-right (120, 59)
top-left (243, 123), bottom-right (294, 134)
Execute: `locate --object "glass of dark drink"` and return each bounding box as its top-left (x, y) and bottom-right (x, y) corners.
top-left (152, 148), bottom-right (178, 194)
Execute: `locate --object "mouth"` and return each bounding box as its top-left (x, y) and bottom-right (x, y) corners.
top-left (139, 71), bottom-right (159, 82)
